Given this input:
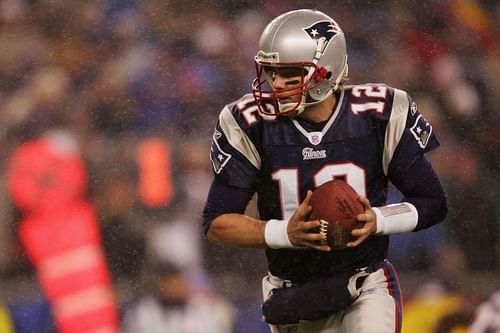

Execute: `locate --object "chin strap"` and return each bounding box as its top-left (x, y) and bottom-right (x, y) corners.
top-left (277, 98), bottom-right (307, 115)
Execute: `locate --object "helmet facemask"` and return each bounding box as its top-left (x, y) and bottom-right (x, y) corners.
top-left (252, 60), bottom-right (328, 116)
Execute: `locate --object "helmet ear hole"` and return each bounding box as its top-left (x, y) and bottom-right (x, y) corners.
top-left (314, 67), bottom-right (329, 82)
top-left (325, 71), bottom-right (332, 80)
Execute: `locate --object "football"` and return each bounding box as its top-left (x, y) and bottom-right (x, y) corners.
top-left (309, 180), bottom-right (365, 250)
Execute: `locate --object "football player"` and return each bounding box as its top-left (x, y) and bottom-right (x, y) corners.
top-left (202, 9), bottom-right (447, 333)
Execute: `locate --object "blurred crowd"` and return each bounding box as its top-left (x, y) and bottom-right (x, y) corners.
top-left (0, 0), bottom-right (498, 332)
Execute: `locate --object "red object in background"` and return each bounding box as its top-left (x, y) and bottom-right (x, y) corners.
top-left (137, 137), bottom-right (174, 208)
top-left (18, 201), bottom-right (119, 333)
top-left (8, 135), bottom-right (119, 332)
top-left (6, 137), bottom-right (87, 213)
top-left (405, 28), bottom-right (445, 63)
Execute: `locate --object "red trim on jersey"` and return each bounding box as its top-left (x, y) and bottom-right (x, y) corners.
top-left (383, 264), bottom-right (403, 333)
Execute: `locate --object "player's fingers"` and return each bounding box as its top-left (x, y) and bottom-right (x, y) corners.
top-left (302, 190), bottom-right (313, 204)
top-left (293, 191), bottom-right (319, 221)
top-left (297, 190), bottom-right (313, 210)
top-left (346, 234), bottom-right (368, 247)
top-left (302, 230), bottom-right (326, 242)
top-left (295, 192), bottom-right (314, 220)
top-left (301, 204), bottom-right (313, 217)
top-left (298, 239), bottom-right (330, 251)
top-left (302, 220), bottom-right (321, 231)
top-left (359, 196), bottom-right (371, 210)
top-left (351, 226), bottom-right (370, 236)
top-left (356, 212), bottom-right (373, 222)
top-left (307, 243), bottom-right (331, 252)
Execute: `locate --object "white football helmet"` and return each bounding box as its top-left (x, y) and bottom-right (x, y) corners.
top-left (252, 9), bottom-right (348, 116)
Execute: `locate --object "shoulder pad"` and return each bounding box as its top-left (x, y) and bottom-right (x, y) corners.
top-left (224, 94), bottom-right (278, 130)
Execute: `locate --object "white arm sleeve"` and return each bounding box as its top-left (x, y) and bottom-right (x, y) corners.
top-left (264, 219), bottom-right (294, 249)
top-left (373, 202), bottom-right (418, 235)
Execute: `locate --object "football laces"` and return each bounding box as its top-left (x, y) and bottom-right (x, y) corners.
top-left (319, 219), bottom-right (329, 245)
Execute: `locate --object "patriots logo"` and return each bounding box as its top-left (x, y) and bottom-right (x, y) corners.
top-left (303, 20), bottom-right (341, 54)
top-left (410, 114), bottom-right (433, 149)
top-left (210, 128), bottom-right (231, 174)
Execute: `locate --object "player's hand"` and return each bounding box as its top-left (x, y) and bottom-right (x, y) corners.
top-left (347, 196), bottom-right (377, 247)
top-left (287, 190), bottom-right (331, 251)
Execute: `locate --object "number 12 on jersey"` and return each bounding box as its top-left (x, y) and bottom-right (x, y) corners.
top-left (272, 163), bottom-right (366, 219)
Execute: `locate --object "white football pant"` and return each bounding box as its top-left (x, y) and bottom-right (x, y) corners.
top-left (262, 260), bottom-right (402, 333)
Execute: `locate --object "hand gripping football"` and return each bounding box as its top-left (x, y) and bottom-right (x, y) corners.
top-left (309, 180), bottom-right (365, 249)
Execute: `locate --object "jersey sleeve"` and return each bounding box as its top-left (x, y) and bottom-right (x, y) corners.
top-left (379, 88), bottom-right (447, 229)
top-left (203, 103), bottom-right (263, 234)
top-left (209, 105), bottom-right (262, 190)
top-left (382, 89), bottom-right (440, 181)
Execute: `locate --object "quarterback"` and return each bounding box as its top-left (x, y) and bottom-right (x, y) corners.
top-left (203, 9), bottom-right (447, 333)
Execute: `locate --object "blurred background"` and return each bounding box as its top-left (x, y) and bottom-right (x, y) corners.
top-left (0, 0), bottom-right (498, 332)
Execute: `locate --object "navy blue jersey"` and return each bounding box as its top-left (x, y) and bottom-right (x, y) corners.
top-left (205, 83), bottom-right (439, 281)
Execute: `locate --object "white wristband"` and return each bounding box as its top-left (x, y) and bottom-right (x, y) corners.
top-left (373, 202), bottom-right (418, 235)
top-left (264, 219), bottom-right (294, 249)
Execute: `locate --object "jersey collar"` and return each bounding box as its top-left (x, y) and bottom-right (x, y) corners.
top-left (291, 89), bottom-right (344, 145)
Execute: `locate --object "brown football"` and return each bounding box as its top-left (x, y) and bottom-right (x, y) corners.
top-left (309, 180), bottom-right (365, 250)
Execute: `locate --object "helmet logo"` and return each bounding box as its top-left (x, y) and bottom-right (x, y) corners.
top-left (303, 20), bottom-right (341, 55)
